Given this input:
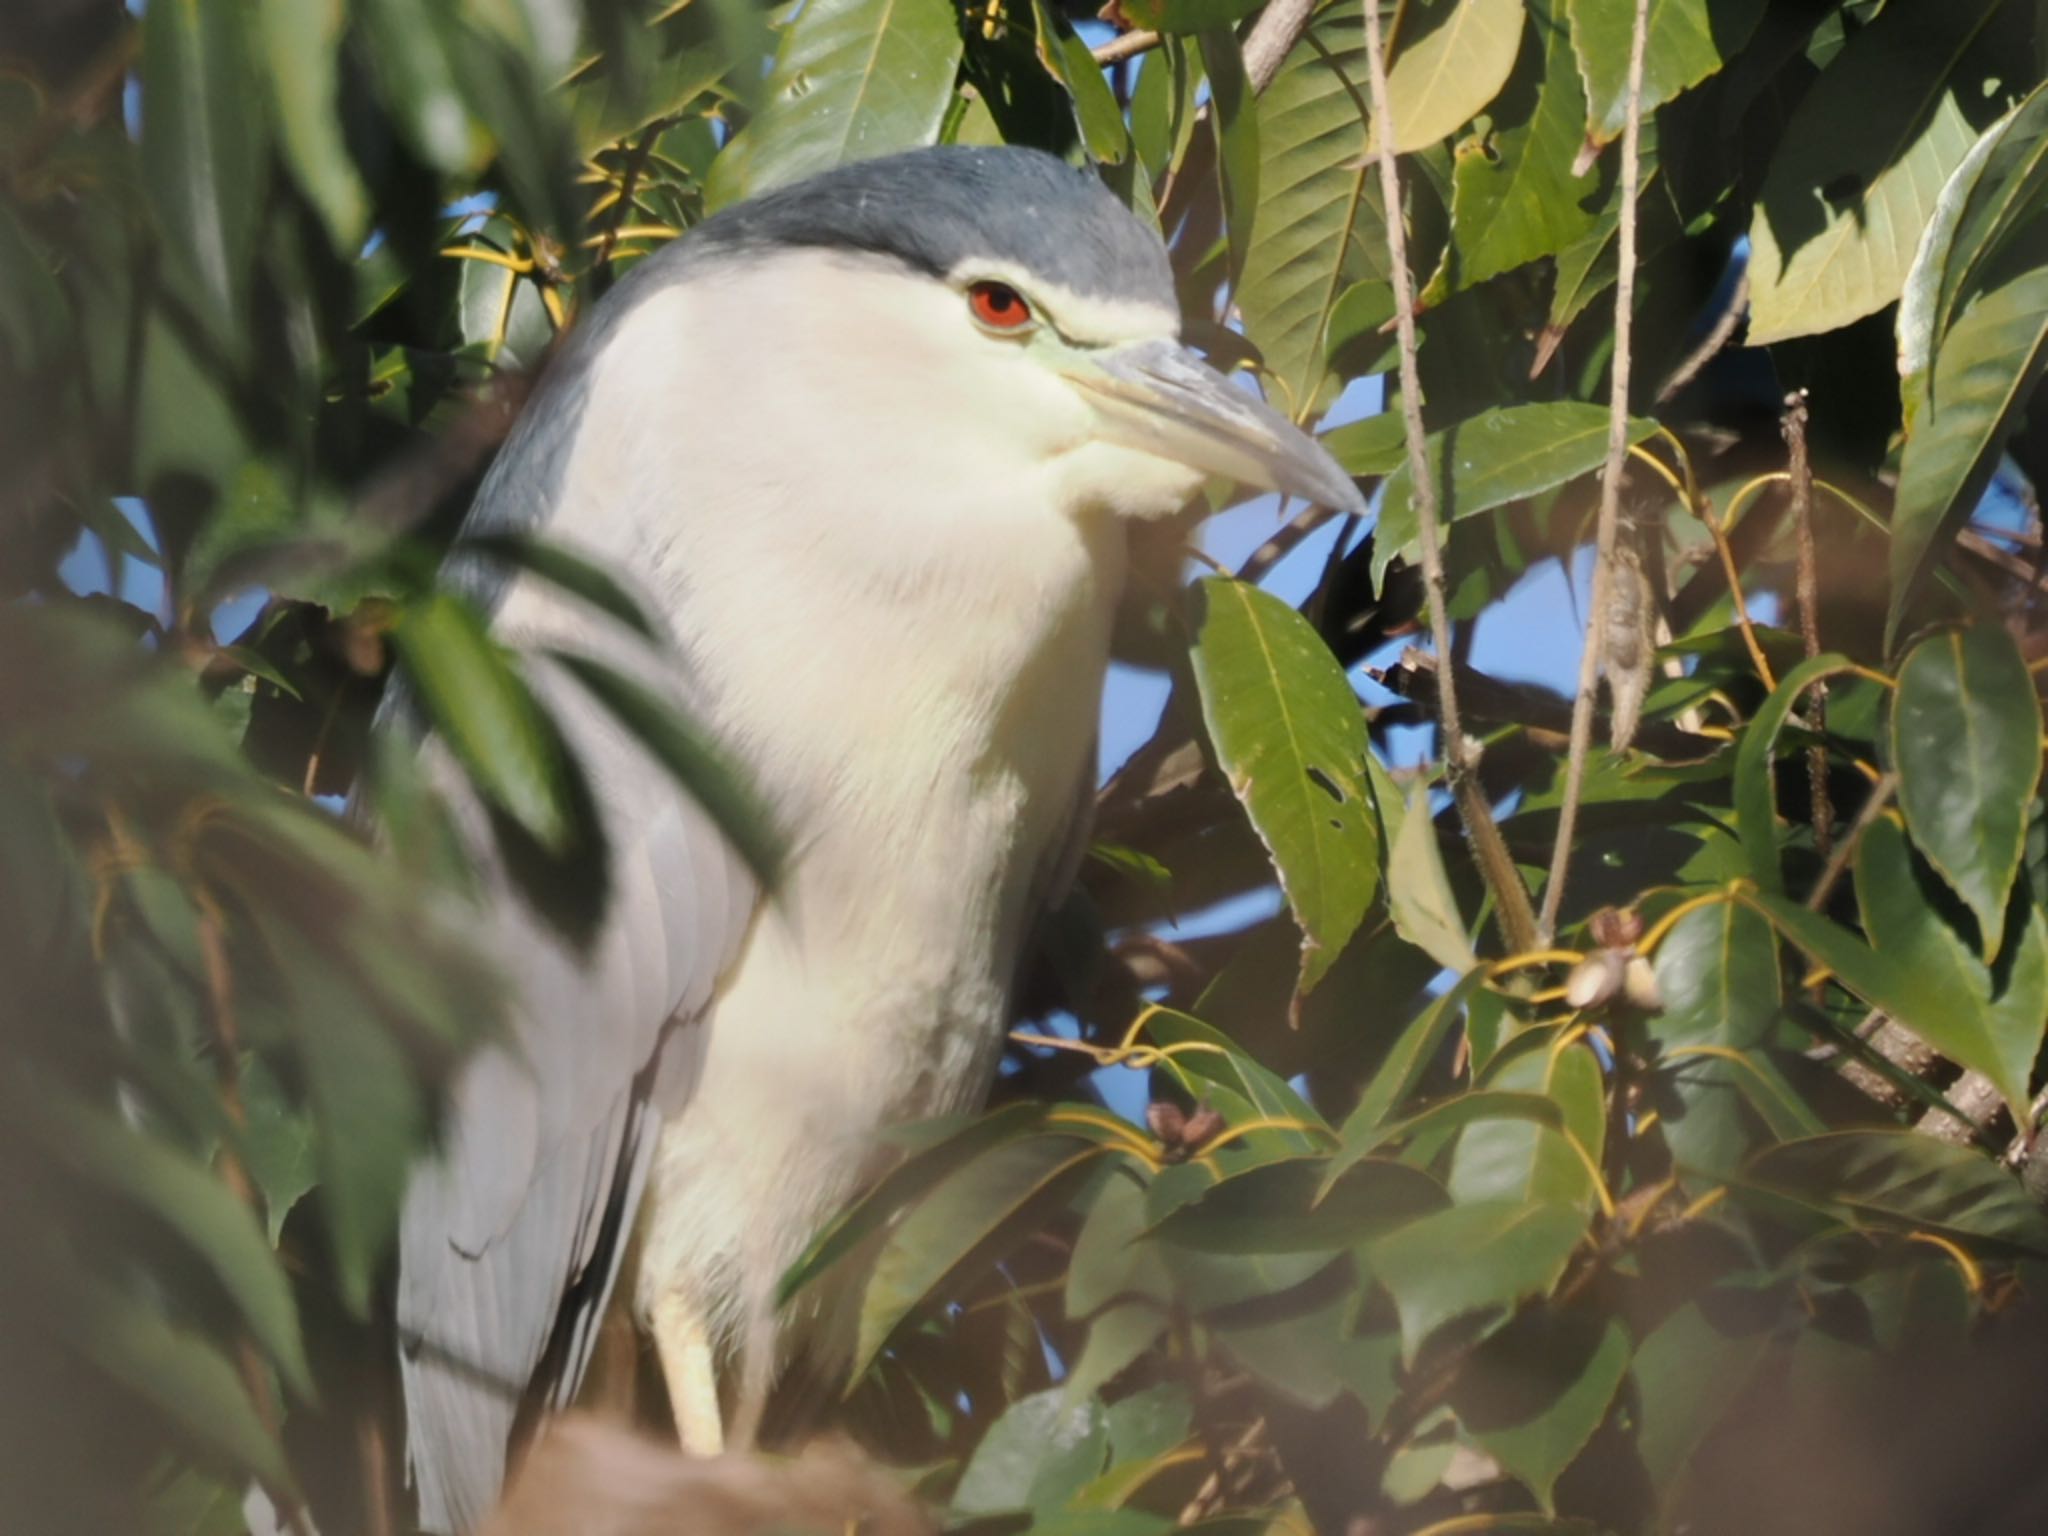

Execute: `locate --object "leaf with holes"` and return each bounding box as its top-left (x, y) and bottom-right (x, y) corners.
top-left (1567, 0), bottom-right (1765, 148)
top-left (1745, 0), bottom-right (2012, 346)
top-left (1190, 579), bottom-right (1380, 994)
top-left (1892, 624), bottom-right (2043, 959)
top-left (707, 0), bottom-right (965, 207)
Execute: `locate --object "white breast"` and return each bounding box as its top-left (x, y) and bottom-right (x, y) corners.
top-left (519, 252), bottom-right (1129, 1348)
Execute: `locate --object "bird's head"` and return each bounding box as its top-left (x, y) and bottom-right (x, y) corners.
top-left (674, 146), bottom-right (1366, 527)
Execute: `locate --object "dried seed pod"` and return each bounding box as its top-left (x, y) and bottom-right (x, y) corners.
top-left (1179, 1104), bottom-right (1226, 1153)
top-left (1587, 906), bottom-right (1644, 950)
top-left (1566, 950), bottom-right (1626, 1010)
top-left (1145, 1100), bottom-right (1187, 1146)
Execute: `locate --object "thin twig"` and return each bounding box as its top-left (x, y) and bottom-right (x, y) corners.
top-left (1805, 772), bottom-right (1893, 914)
top-left (1360, 0), bottom-right (1539, 954)
top-left (1539, 0), bottom-right (1651, 943)
top-left (1654, 270), bottom-right (1749, 404)
top-left (1236, 502), bottom-right (1332, 583)
top-left (1093, 28), bottom-right (1161, 66)
top-left (1783, 390), bottom-right (1833, 858)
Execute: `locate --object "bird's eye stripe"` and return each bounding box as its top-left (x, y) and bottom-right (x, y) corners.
top-left (967, 280), bottom-right (1036, 333)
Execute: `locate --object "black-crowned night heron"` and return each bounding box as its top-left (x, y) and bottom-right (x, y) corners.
top-left (397, 144), bottom-right (1363, 1531)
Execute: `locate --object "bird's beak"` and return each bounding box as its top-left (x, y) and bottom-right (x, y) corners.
top-left (1068, 338), bottom-right (1367, 514)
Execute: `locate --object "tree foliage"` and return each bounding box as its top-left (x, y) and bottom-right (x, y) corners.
top-left (6, 1), bottom-right (2048, 1533)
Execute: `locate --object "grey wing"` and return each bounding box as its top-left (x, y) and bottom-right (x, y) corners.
top-left (395, 661), bottom-right (759, 1534)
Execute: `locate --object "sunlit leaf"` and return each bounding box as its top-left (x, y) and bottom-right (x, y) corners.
top-left (1567, 0), bottom-right (1764, 147)
top-left (953, 1387), bottom-right (1110, 1516)
top-left (1033, 0), bottom-right (1128, 164)
top-left (1746, 0), bottom-right (2011, 346)
top-left (1372, 0), bottom-right (1527, 156)
top-left (256, 0), bottom-right (368, 250)
top-left (1646, 898), bottom-right (1782, 1177)
top-left (708, 0), bottom-right (965, 207)
top-left (1190, 579), bottom-right (1381, 994)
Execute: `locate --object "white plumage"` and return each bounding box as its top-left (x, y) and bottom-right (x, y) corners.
top-left (394, 147), bottom-right (1362, 1532)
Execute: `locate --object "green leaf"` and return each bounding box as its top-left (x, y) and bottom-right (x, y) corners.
top-left (66, 1269), bottom-right (290, 1490)
top-left (240, 1058), bottom-right (318, 1245)
top-left (1427, 0), bottom-right (1599, 302)
top-left (550, 649), bottom-right (787, 891)
top-left (1372, 402), bottom-right (1658, 590)
top-left (1629, 1300), bottom-right (1771, 1494)
top-left (856, 1134), bottom-right (1108, 1374)
top-left (141, 0), bottom-right (267, 347)
top-left (0, 203), bottom-right (69, 373)
top-left (780, 1102), bottom-right (1055, 1304)
top-left (1323, 279), bottom-right (1398, 375)
top-left (255, 0), bottom-right (368, 251)
top-left (1567, 0), bottom-right (1764, 147)
top-left (1731, 652), bottom-right (1853, 895)
top-left (1739, 1130), bottom-right (2048, 1255)
top-left (1327, 967), bottom-right (1493, 1188)
top-left (395, 594), bottom-right (572, 854)
top-left (1189, 579), bottom-right (1381, 994)
top-left (1745, 0), bottom-right (2010, 346)
top-left (1749, 821), bottom-right (2046, 1121)
top-left (1061, 1301), bottom-right (1167, 1408)
top-left (707, 0), bottom-right (965, 208)
top-left (1890, 267), bottom-right (2048, 643)
top-left (1451, 1307), bottom-right (1630, 1510)
top-left (357, 0), bottom-right (484, 174)
top-left (1646, 898), bottom-right (1782, 1176)
top-left (1372, 0), bottom-right (1528, 156)
top-left (1897, 83), bottom-right (2048, 394)
top-left (1034, 1), bottom-right (1129, 165)
top-left (1449, 1035), bottom-right (1606, 1212)
top-left (1320, 408), bottom-right (1410, 477)
top-left (1121, 0), bottom-right (1264, 32)
top-left (953, 1387), bottom-right (1110, 1516)
top-left (459, 533), bottom-right (661, 641)
top-left (1892, 625), bottom-right (2043, 956)
top-left (1367, 1199), bottom-right (1588, 1361)
top-left (1153, 1156), bottom-right (1443, 1253)
top-left (1234, 2), bottom-right (1383, 416)
top-left (1198, 26), bottom-right (1259, 285)
top-left (1388, 782), bottom-right (1477, 971)
top-left (13, 1083), bottom-right (312, 1399)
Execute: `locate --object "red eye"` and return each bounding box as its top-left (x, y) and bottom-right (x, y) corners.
top-left (967, 280), bottom-right (1035, 332)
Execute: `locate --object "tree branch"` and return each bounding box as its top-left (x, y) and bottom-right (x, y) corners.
top-left (1360, 0), bottom-right (1539, 954)
top-left (1538, 0), bottom-right (1650, 943)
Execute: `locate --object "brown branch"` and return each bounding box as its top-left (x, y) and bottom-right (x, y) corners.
top-left (1783, 390), bottom-right (1832, 858)
top-left (1359, 0), bottom-right (1538, 955)
top-left (1092, 27), bottom-right (1161, 66)
top-left (1241, 0), bottom-right (1318, 93)
top-left (1539, 0), bottom-right (1651, 943)
top-left (1804, 772), bottom-right (1893, 914)
top-left (1654, 270), bottom-right (1750, 404)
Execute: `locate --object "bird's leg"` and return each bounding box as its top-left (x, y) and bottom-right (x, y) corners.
top-left (650, 1293), bottom-right (724, 1456)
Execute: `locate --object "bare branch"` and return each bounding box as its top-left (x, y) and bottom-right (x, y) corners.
top-left (1538, 0), bottom-right (1651, 944)
top-left (1092, 28), bottom-right (1160, 67)
top-left (1242, 0), bottom-right (1317, 92)
top-left (1783, 389), bottom-right (1833, 858)
top-left (1360, 0), bottom-right (1539, 953)
top-left (1654, 269), bottom-right (1749, 405)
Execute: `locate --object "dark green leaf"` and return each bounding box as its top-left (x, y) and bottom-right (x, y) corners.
top-left (1372, 403), bottom-right (1658, 590)
top-left (396, 594), bottom-right (572, 854)
top-left (1367, 1199), bottom-right (1588, 1360)
top-left (141, 0), bottom-right (267, 346)
top-left (1731, 652), bottom-right (1852, 894)
top-left (459, 532), bottom-right (662, 641)
top-left (857, 1134), bottom-right (1109, 1374)
top-left (1034, 1), bottom-right (1129, 164)
top-left (255, 0), bottom-right (368, 250)
top-left (13, 1083), bottom-right (312, 1398)
top-left (1451, 1306), bottom-right (1630, 1510)
top-left (1629, 1300), bottom-right (1771, 1494)
top-left (1739, 1130), bottom-right (2048, 1254)
top-left (1121, 0), bottom-right (1263, 32)
top-left (240, 1058), bottom-right (317, 1245)
top-left (1892, 624), bottom-right (2042, 956)
top-left (1326, 968), bottom-right (1492, 1189)
top-left (1198, 27), bottom-right (1257, 283)
top-left (1646, 898), bottom-right (1782, 1176)
top-left (953, 1387), bottom-right (1110, 1516)
top-left (1189, 579), bottom-right (1381, 994)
